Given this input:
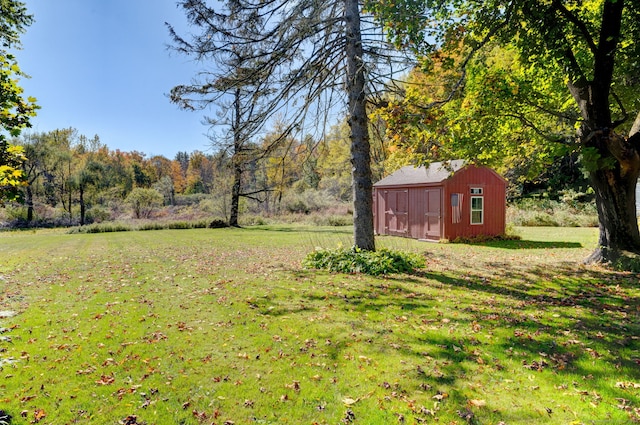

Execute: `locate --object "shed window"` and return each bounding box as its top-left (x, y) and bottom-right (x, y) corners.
top-left (471, 196), bottom-right (483, 225)
top-left (470, 187), bottom-right (483, 195)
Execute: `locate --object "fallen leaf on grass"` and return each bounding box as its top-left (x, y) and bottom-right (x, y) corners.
top-left (192, 410), bottom-right (208, 420)
top-left (76, 366), bottom-right (97, 375)
top-left (342, 397), bottom-right (358, 406)
top-left (285, 381), bottom-right (300, 391)
top-left (432, 392), bottom-right (448, 401)
top-left (96, 374), bottom-right (115, 385)
top-left (119, 415), bottom-right (142, 425)
top-left (616, 382), bottom-right (640, 389)
top-left (468, 399), bottom-right (486, 408)
top-left (33, 409), bottom-right (46, 423)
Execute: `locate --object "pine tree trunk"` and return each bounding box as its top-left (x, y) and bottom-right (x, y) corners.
top-left (229, 88), bottom-right (242, 228)
top-left (345, 0), bottom-right (375, 251)
top-left (229, 160), bottom-right (241, 228)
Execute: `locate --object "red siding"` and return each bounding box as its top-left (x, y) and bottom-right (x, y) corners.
top-left (374, 165), bottom-right (506, 240)
top-left (442, 166), bottom-right (506, 240)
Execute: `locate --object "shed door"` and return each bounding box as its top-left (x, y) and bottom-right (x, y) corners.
top-left (424, 188), bottom-right (442, 239)
top-left (384, 190), bottom-right (408, 235)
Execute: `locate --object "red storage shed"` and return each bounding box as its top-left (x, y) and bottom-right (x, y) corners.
top-left (373, 160), bottom-right (507, 241)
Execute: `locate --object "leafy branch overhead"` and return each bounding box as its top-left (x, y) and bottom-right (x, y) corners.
top-left (0, 1), bottom-right (38, 203)
top-left (368, 0), bottom-right (640, 265)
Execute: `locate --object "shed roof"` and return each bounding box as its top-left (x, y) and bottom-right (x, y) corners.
top-left (374, 160), bottom-right (467, 187)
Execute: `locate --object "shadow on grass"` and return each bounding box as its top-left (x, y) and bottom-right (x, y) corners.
top-left (289, 262), bottom-right (639, 390)
top-left (454, 239), bottom-right (583, 249)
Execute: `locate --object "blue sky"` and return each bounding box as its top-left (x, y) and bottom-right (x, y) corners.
top-left (16, 1), bottom-right (214, 159)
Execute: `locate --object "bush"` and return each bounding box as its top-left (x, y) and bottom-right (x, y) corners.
top-left (310, 214), bottom-right (353, 226)
top-left (209, 219), bottom-right (229, 228)
top-left (69, 222), bottom-right (133, 234)
top-left (303, 247), bottom-right (425, 276)
top-left (174, 193), bottom-right (209, 206)
top-left (281, 190), bottom-right (331, 214)
top-left (126, 188), bottom-right (164, 219)
top-left (138, 222), bottom-right (166, 231)
top-left (86, 206), bottom-right (111, 223)
top-left (507, 197), bottom-right (598, 227)
top-left (450, 233), bottom-right (521, 244)
top-left (613, 253), bottom-right (640, 273)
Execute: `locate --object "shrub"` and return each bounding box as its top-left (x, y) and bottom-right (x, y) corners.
top-left (612, 252), bottom-right (640, 273)
top-left (191, 220), bottom-right (210, 229)
top-left (507, 197), bottom-right (597, 227)
top-left (86, 206), bottom-right (111, 223)
top-left (450, 233), bottom-right (521, 244)
top-left (126, 188), bottom-right (163, 219)
top-left (303, 247), bottom-right (425, 276)
top-left (209, 219), bottom-right (229, 228)
top-left (240, 214), bottom-right (267, 226)
top-left (326, 215), bottom-right (352, 226)
top-left (174, 193), bottom-right (209, 206)
top-left (69, 222), bottom-right (133, 234)
top-left (138, 222), bottom-right (166, 231)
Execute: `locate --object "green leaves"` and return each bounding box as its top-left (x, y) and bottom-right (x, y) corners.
top-left (303, 246), bottom-right (426, 275)
top-left (1, 2), bottom-right (38, 203)
top-left (125, 188), bottom-right (164, 219)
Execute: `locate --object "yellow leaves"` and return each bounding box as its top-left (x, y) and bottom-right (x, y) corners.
top-left (0, 164), bottom-right (25, 185)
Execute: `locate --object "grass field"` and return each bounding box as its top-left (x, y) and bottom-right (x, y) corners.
top-left (0, 225), bottom-right (638, 424)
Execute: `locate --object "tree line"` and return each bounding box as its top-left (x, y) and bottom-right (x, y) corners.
top-left (5, 123), bottom-right (377, 226)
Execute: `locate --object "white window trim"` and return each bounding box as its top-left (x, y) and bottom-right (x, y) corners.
top-left (470, 196), bottom-right (484, 225)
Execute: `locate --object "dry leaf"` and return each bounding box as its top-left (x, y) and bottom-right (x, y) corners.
top-left (33, 409), bottom-right (46, 423)
top-left (469, 399), bottom-right (486, 408)
top-left (95, 374), bottom-right (115, 385)
top-left (342, 397), bottom-right (358, 405)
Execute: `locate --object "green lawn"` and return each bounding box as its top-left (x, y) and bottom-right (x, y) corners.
top-left (0, 226), bottom-right (638, 424)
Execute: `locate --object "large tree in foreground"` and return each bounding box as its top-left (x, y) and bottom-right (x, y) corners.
top-left (369, 0), bottom-right (640, 264)
top-left (169, 0), bottom-right (413, 250)
top-left (0, 0), bottom-right (38, 202)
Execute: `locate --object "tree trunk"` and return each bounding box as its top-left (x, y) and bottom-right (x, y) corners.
top-left (229, 87), bottom-right (242, 228)
top-left (345, 0), bottom-right (375, 251)
top-left (229, 160), bottom-right (242, 228)
top-left (26, 185), bottom-right (34, 223)
top-left (561, 0), bottom-right (640, 264)
top-left (79, 185), bottom-right (86, 226)
top-left (583, 126), bottom-right (640, 264)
